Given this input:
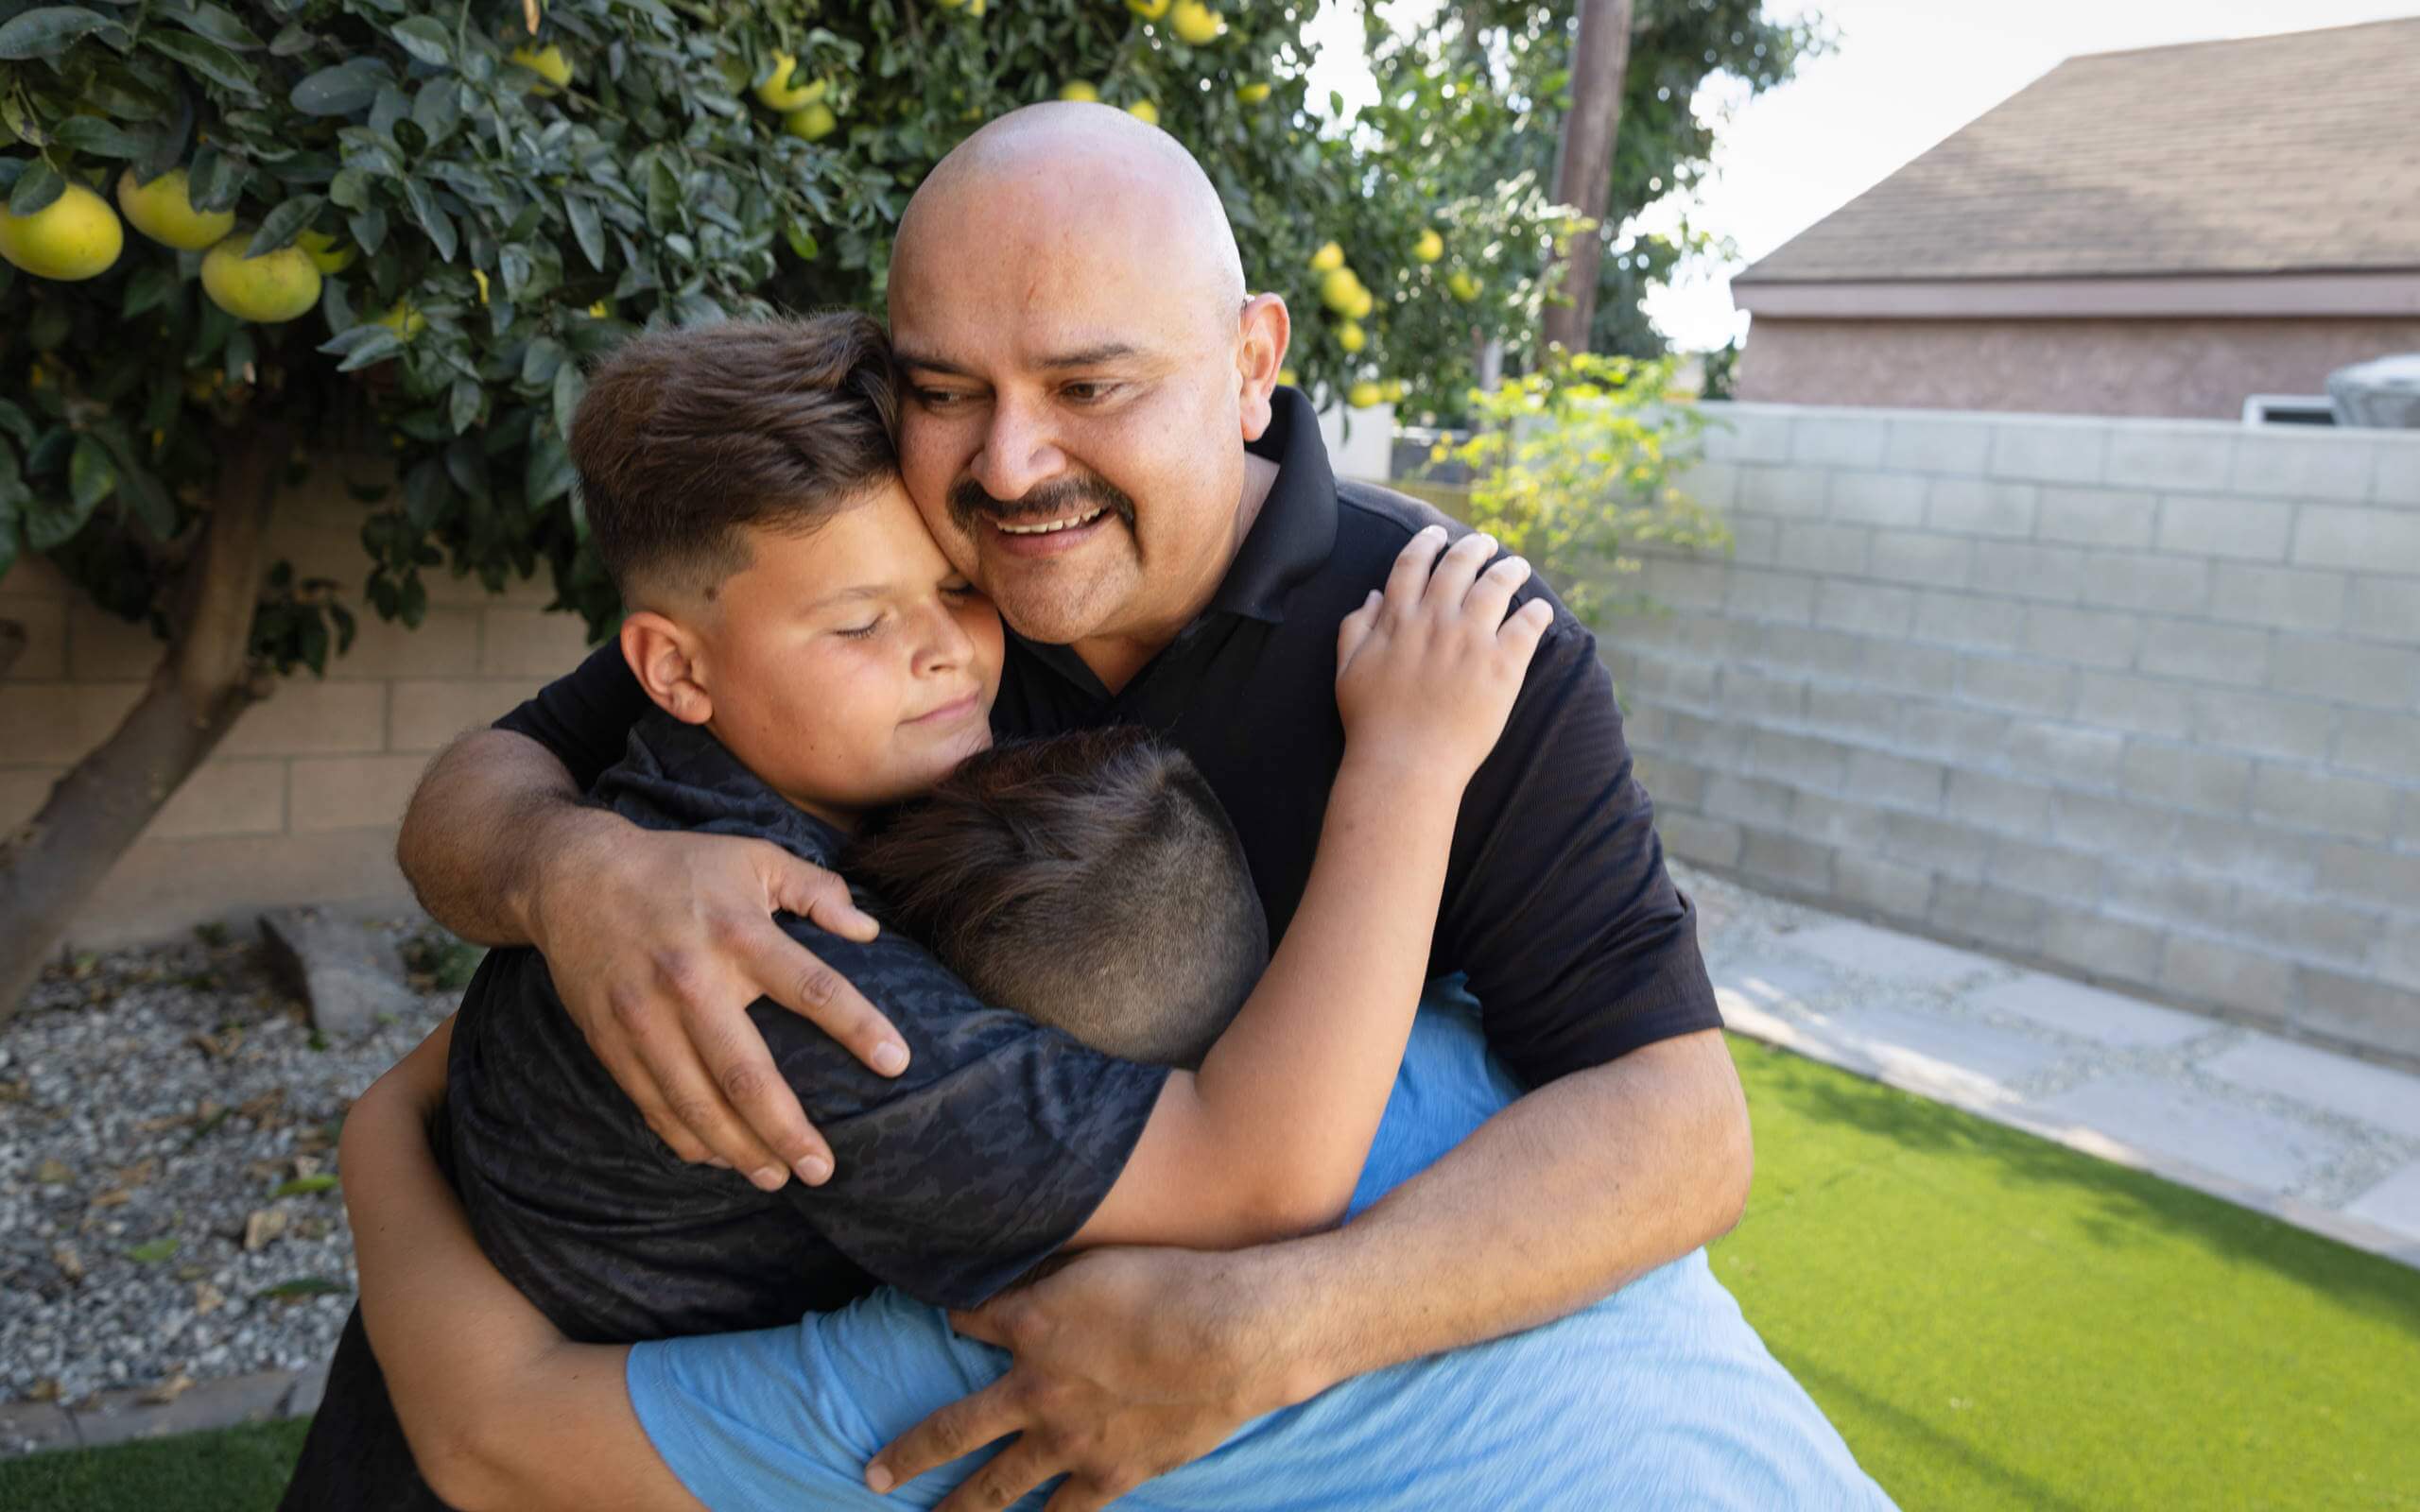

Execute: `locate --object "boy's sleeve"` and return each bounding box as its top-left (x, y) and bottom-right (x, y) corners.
top-left (756, 922), bottom-right (1171, 1311)
top-left (1440, 610), bottom-right (1723, 1089)
top-left (493, 642), bottom-right (656, 792)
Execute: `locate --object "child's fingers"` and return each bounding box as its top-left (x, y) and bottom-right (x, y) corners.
top-left (1421, 529), bottom-right (1498, 610)
top-left (1495, 595), bottom-right (1556, 662)
top-left (1461, 553), bottom-right (1532, 627)
top-left (1336, 589), bottom-right (1381, 669)
top-left (1382, 524), bottom-right (1451, 613)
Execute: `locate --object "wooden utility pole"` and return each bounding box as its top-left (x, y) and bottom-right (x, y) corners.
top-left (1538, 0), bottom-right (1634, 353)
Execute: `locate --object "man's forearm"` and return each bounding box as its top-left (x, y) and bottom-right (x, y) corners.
top-left (396, 728), bottom-right (607, 948)
top-left (1262, 1027), bottom-right (1752, 1400)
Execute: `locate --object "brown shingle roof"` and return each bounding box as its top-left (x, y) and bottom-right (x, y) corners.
top-left (1735, 18), bottom-right (2420, 284)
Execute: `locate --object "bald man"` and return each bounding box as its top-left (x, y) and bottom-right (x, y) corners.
top-left (391, 105), bottom-right (1751, 1510)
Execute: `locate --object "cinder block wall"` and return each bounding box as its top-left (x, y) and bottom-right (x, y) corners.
top-left (0, 464), bottom-right (596, 949)
top-left (1613, 403), bottom-right (2420, 1061)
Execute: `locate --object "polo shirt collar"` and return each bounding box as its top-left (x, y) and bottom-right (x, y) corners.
top-left (1212, 385), bottom-right (1340, 625)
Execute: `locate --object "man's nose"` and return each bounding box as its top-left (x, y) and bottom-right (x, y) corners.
top-left (969, 397), bottom-right (1067, 505)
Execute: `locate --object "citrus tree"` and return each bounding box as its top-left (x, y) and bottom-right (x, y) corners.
top-left (0, 0), bottom-right (1479, 1011)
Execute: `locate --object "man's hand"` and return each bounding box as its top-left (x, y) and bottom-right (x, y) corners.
top-left (530, 811), bottom-right (911, 1189)
top-left (868, 1247), bottom-right (1306, 1512)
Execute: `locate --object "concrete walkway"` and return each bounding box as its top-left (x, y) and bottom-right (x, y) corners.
top-left (1685, 866), bottom-right (2420, 1269)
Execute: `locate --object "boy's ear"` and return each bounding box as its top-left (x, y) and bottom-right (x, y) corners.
top-left (620, 612), bottom-right (715, 726)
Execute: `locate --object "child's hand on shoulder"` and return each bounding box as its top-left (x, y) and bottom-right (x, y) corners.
top-left (1334, 524), bottom-right (1554, 787)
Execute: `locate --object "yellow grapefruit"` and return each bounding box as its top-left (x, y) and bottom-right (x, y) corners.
top-left (1126, 99), bottom-right (1160, 127)
top-left (1059, 80), bottom-right (1100, 103)
top-left (1309, 240), bottom-right (1343, 272)
top-left (116, 168), bottom-right (233, 251)
top-left (509, 44), bottom-right (573, 91)
top-left (200, 233), bottom-right (322, 323)
top-left (0, 181), bottom-right (124, 281)
top-left (754, 53), bottom-right (825, 112)
top-left (783, 102), bottom-right (838, 140)
top-left (298, 229), bottom-right (356, 274)
top-left (1169, 0), bottom-right (1224, 43)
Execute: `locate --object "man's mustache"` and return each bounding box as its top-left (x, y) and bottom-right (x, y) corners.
top-left (949, 475), bottom-right (1137, 537)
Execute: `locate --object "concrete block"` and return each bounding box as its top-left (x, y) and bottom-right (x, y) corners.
top-left (2051, 789), bottom-right (2180, 856)
top-left (1719, 665), bottom-right (1806, 723)
top-left (2040, 908), bottom-right (2169, 985)
top-left (1749, 623), bottom-right (1867, 680)
top-left (2228, 431), bottom-right (2377, 502)
top-left (1703, 771), bottom-right (1794, 829)
top-left (1723, 568), bottom-right (1818, 626)
top-left (219, 680), bottom-right (389, 758)
top-left (2345, 1162), bottom-right (2420, 1240)
top-left (1946, 769), bottom-right (2057, 834)
top-left (1638, 558), bottom-right (1732, 611)
top-left (65, 598), bottom-right (167, 679)
top-left (2002, 719), bottom-right (2127, 790)
top-left (1822, 1002), bottom-right (2079, 1097)
top-left (1802, 682), bottom-right (1904, 740)
top-left (1914, 590), bottom-right (2025, 651)
top-left (389, 679), bottom-right (546, 752)
top-left (1987, 421), bottom-right (2108, 486)
top-left (1883, 415), bottom-right (1994, 475)
top-left (2119, 742), bottom-right (2254, 816)
top-left (1833, 851), bottom-right (1936, 919)
top-left (1739, 826), bottom-right (1837, 893)
top-left (2156, 493), bottom-right (2293, 562)
top-left (1658, 811), bottom-right (1743, 868)
top-left (326, 607), bottom-right (482, 679)
top-left (2028, 1074), bottom-right (2341, 1192)
top-left (2079, 553), bottom-right (2212, 616)
top-left (1927, 478), bottom-right (2038, 539)
top-left (146, 759), bottom-right (287, 842)
top-left (1788, 789), bottom-right (1893, 850)
top-left (1652, 708), bottom-right (1731, 763)
top-left (0, 1399), bottom-right (78, 1454)
top-left (1638, 754), bottom-right (1704, 810)
top-left (2138, 620), bottom-right (2272, 689)
top-left (2172, 812), bottom-right (2321, 889)
top-left (2223, 885), bottom-right (2387, 970)
top-left (1846, 747), bottom-right (1945, 813)
top-left (1858, 640), bottom-right (1959, 697)
top-left (2075, 671), bottom-right (2194, 739)
top-left (1956, 655), bottom-right (2075, 717)
top-left (2314, 841), bottom-right (2420, 909)
top-left (1714, 954), bottom-right (1847, 1017)
top-left (2268, 635), bottom-right (2419, 712)
top-left (0, 593), bottom-right (67, 680)
top-left (2292, 506), bottom-right (2420, 573)
top-left (1970, 541), bottom-right (2090, 604)
top-left (1729, 516), bottom-right (1781, 568)
top-left (1895, 704), bottom-right (2012, 769)
top-left (75, 1369), bottom-right (302, 1448)
top-left (289, 754), bottom-right (429, 833)
top-left (2022, 605), bottom-right (2141, 669)
top-left (1751, 728), bottom-right (1853, 791)
top-left (1777, 522), bottom-right (1870, 576)
top-left (2103, 426), bottom-right (2235, 492)
top-left (1814, 580), bottom-right (1917, 637)
top-left (1736, 464), bottom-right (1830, 519)
top-left (2377, 438), bottom-right (2420, 507)
top-left (2293, 966), bottom-right (2420, 1062)
top-left (2207, 565), bottom-right (2348, 633)
top-left (2158, 932), bottom-right (2296, 1019)
top-left (481, 607), bottom-right (600, 679)
top-left (2347, 577), bottom-right (2420, 641)
top-left (1791, 416), bottom-right (1890, 469)
top-left (2335, 709), bottom-right (2420, 782)
top-left (1882, 810), bottom-right (1993, 883)
top-left (1866, 530), bottom-right (1975, 587)
top-left (1703, 407), bottom-right (1794, 464)
top-left (1825, 471), bottom-right (1928, 526)
top-left (2106, 859), bottom-right (2235, 933)
top-left (259, 905), bottom-right (418, 1038)
top-left (0, 681), bottom-right (144, 764)
top-left (2035, 486), bottom-right (2158, 549)
top-left (1928, 876), bottom-right (2047, 953)
top-left (1670, 459), bottom-right (1741, 511)
top-left (1973, 971), bottom-right (2208, 1047)
top-left (1789, 919), bottom-right (2000, 987)
top-left (76, 821), bottom-right (413, 951)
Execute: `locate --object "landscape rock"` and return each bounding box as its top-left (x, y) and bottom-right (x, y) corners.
top-left (256, 907), bottom-right (418, 1039)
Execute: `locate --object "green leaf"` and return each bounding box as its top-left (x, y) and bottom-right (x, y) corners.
top-left (185, 146), bottom-right (240, 213)
top-left (389, 16), bottom-right (450, 67)
top-left (0, 7), bottom-right (118, 60)
top-left (268, 22), bottom-right (312, 56)
top-left (272, 1173), bottom-right (339, 1196)
top-left (403, 177), bottom-right (456, 261)
top-left (121, 263), bottom-right (177, 318)
top-left (401, 456), bottom-right (446, 528)
top-left (448, 377), bottom-right (480, 433)
top-left (142, 31), bottom-right (261, 95)
top-left (126, 1237), bottom-right (181, 1264)
top-left (348, 205), bottom-right (387, 255)
top-left (291, 60), bottom-right (385, 116)
top-left (411, 78), bottom-right (459, 146)
top-left (49, 114), bottom-right (144, 156)
top-left (0, 400), bottom-right (34, 450)
top-left (114, 456), bottom-right (175, 538)
top-left (330, 326), bottom-right (404, 372)
top-left (519, 336), bottom-right (564, 389)
top-left (525, 424), bottom-right (574, 507)
top-left (551, 359), bottom-right (584, 438)
top-left (564, 193), bottom-right (605, 270)
top-left (70, 435), bottom-right (115, 512)
top-left (170, 3), bottom-right (263, 53)
top-left (9, 162), bottom-right (65, 217)
top-left (246, 194), bottom-right (322, 256)
top-left (784, 218), bottom-right (820, 261)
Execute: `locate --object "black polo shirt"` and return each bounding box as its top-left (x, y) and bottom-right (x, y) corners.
top-left (497, 385), bottom-right (1720, 1087)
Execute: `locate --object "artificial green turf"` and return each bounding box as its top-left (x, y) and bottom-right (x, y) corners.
top-left (1714, 1036), bottom-right (2420, 1512)
top-left (10, 1040), bottom-right (2417, 1510)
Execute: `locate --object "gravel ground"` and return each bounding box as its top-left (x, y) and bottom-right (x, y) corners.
top-left (0, 923), bottom-right (463, 1408)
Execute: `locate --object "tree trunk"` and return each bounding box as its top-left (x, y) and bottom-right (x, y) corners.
top-left (1538, 0), bottom-right (1635, 354)
top-left (0, 422), bottom-right (287, 1018)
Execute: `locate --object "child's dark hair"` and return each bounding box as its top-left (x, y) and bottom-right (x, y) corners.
top-left (845, 730), bottom-right (1270, 1068)
top-left (568, 313), bottom-right (899, 605)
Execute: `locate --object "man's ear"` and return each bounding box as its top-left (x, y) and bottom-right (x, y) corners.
top-left (619, 611), bottom-right (715, 726)
top-left (1236, 293), bottom-right (1290, 442)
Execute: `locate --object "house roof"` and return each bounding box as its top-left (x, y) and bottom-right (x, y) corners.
top-left (1734, 18), bottom-right (2420, 287)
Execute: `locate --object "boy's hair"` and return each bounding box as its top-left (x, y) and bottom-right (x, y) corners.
top-left (845, 730), bottom-right (1270, 1069)
top-left (568, 313), bottom-right (899, 605)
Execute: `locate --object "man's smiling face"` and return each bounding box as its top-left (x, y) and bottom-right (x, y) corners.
top-left (887, 106), bottom-right (1287, 655)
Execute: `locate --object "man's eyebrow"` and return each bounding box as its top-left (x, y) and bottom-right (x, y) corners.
top-left (892, 351), bottom-right (973, 377)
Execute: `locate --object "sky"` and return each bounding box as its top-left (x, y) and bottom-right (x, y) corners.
top-left (1306, 0), bottom-right (2420, 353)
